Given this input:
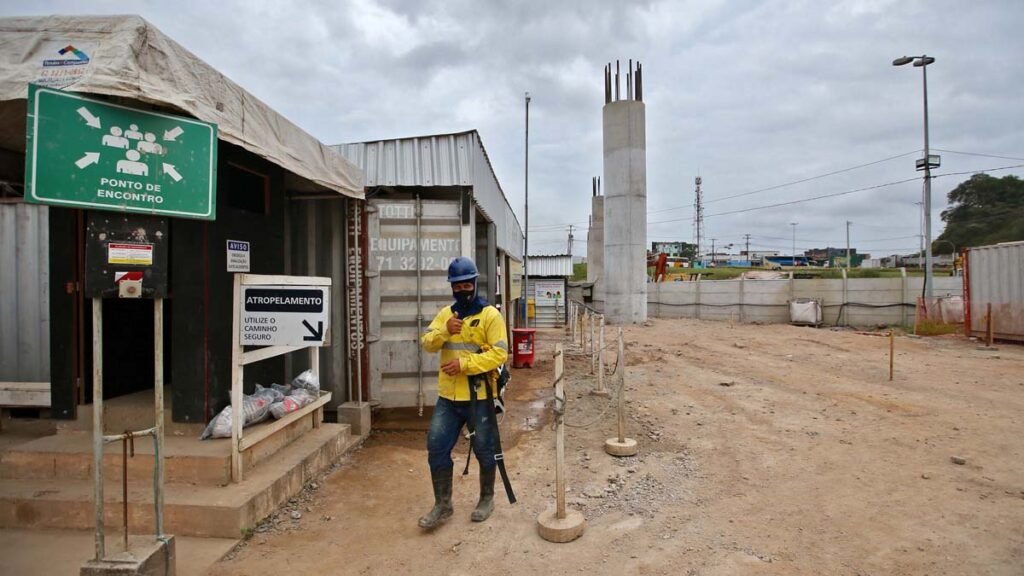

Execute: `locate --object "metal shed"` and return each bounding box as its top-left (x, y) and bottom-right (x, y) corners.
top-left (526, 254), bottom-right (572, 328)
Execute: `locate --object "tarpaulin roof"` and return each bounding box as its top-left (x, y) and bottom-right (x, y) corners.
top-left (0, 14), bottom-right (363, 198)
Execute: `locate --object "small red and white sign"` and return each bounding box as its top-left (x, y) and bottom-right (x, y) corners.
top-left (114, 271), bottom-right (144, 284)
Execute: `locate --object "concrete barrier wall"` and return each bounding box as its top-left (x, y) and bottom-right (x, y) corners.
top-left (643, 273), bottom-right (963, 327)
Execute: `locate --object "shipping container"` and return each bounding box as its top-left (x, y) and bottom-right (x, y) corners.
top-left (963, 241), bottom-right (1024, 343)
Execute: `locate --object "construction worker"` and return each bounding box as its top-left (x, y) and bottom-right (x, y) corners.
top-left (418, 256), bottom-right (509, 529)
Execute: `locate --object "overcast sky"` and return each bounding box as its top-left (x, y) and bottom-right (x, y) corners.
top-left (7, 0), bottom-right (1024, 258)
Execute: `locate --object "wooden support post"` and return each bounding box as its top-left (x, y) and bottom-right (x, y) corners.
top-left (605, 328), bottom-right (638, 457)
top-left (92, 298), bottom-right (105, 560)
top-left (589, 312), bottom-right (596, 375)
top-left (230, 275), bottom-right (244, 482)
top-left (554, 346), bottom-right (565, 519)
top-left (986, 303), bottom-right (994, 347)
top-left (889, 331), bottom-right (894, 382)
top-left (536, 344), bottom-right (584, 542)
top-left (569, 303), bottom-right (575, 343)
top-left (310, 346), bottom-right (321, 429)
top-left (153, 297), bottom-right (165, 537)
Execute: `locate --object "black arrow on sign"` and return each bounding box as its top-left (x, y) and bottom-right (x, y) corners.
top-left (302, 320), bottom-right (324, 342)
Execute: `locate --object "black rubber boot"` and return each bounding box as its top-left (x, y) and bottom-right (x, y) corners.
top-left (471, 466), bottom-right (496, 522)
top-left (418, 467), bottom-right (454, 529)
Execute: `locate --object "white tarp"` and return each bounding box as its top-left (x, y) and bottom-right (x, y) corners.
top-left (0, 14), bottom-right (363, 199)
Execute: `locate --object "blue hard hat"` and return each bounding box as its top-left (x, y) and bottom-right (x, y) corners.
top-left (447, 257), bottom-right (479, 283)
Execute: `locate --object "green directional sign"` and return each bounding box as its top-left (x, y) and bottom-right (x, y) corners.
top-left (25, 83), bottom-right (218, 220)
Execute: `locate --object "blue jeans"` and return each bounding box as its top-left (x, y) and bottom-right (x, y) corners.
top-left (427, 396), bottom-right (496, 472)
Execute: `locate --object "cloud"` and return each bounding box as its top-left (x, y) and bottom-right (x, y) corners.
top-left (5, 0), bottom-right (1023, 257)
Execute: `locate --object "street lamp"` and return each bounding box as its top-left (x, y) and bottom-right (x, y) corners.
top-left (893, 54), bottom-right (939, 298)
top-left (790, 222), bottom-right (798, 266)
top-left (523, 92), bottom-right (530, 327)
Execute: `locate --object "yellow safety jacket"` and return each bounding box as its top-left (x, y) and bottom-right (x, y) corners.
top-left (421, 305), bottom-right (508, 401)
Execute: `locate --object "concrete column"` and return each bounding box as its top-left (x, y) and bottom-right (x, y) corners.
top-left (602, 100), bottom-right (647, 324)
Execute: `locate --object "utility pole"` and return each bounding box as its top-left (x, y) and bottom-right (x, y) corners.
top-left (790, 222), bottom-right (798, 267)
top-left (567, 225), bottom-right (574, 255)
top-left (523, 92), bottom-right (531, 327)
top-left (743, 233), bottom-right (751, 259)
top-left (921, 198), bottom-right (929, 268)
top-left (710, 238), bottom-right (716, 267)
top-left (694, 176), bottom-right (704, 265)
top-left (845, 221), bottom-right (851, 272)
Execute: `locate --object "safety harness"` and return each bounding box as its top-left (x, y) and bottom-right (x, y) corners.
top-left (463, 372), bottom-right (516, 504)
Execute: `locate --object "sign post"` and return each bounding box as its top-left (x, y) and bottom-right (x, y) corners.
top-left (25, 84), bottom-right (217, 219)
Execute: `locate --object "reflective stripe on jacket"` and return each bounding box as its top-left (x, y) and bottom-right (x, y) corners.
top-left (420, 304), bottom-right (508, 401)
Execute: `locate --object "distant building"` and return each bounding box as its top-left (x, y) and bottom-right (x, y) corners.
top-left (741, 250), bottom-right (779, 265)
top-left (651, 241), bottom-right (695, 259)
top-left (805, 246), bottom-right (868, 268)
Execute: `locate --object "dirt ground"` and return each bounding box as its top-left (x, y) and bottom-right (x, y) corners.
top-left (207, 318), bottom-right (1024, 576)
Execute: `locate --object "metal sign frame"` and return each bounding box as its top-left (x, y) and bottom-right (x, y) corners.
top-left (230, 274), bottom-right (332, 482)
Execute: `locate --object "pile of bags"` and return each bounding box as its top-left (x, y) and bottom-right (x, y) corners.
top-left (200, 369), bottom-right (320, 440)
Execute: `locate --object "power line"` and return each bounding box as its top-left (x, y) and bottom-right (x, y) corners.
top-left (648, 163), bottom-right (1024, 227)
top-left (932, 164), bottom-right (1024, 179)
top-left (530, 162), bottom-right (1024, 234)
top-left (705, 150), bottom-right (921, 205)
top-left (931, 149), bottom-right (1024, 163)
top-left (648, 176), bottom-right (921, 226)
top-left (646, 149), bottom-right (920, 216)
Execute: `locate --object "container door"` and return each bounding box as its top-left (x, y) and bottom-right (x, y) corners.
top-left (0, 203), bottom-right (50, 388)
top-left (367, 198), bottom-right (461, 409)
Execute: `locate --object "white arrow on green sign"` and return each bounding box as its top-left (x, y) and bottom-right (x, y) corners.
top-left (25, 84), bottom-right (218, 220)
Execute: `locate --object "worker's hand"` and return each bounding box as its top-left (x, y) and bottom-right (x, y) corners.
top-left (441, 359), bottom-right (462, 376)
top-left (446, 312), bottom-right (462, 335)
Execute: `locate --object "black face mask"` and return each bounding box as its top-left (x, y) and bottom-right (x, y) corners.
top-left (453, 289), bottom-right (475, 307)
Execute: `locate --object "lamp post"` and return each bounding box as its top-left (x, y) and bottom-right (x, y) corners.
top-left (846, 220), bottom-right (851, 272)
top-left (523, 92), bottom-right (530, 327)
top-left (893, 54), bottom-right (938, 298)
top-left (790, 222), bottom-right (798, 267)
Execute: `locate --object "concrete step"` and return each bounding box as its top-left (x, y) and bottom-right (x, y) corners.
top-left (0, 423), bottom-right (355, 538)
top-left (58, 388), bottom-right (206, 438)
top-left (1, 410), bottom-right (321, 486)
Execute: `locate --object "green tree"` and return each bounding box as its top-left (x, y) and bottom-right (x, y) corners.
top-left (934, 173), bottom-right (1024, 254)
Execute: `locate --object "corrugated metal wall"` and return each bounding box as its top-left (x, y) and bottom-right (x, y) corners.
top-left (288, 199), bottom-right (352, 406)
top-left (967, 241), bottom-right (1024, 342)
top-left (0, 203), bottom-right (50, 382)
top-left (528, 255), bottom-right (573, 277)
top-left (368, 197), bottom-right (462, 408)
top-left (332, 131), bottom-right (523, 260)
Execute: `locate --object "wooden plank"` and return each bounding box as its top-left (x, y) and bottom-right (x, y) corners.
top-left (0, 381), bottom-right (51, 391)
top-left (239, 391), bottom-right (332, 451)
top-left (240, 345), bottom-right (304, 366)
top-left (0, 381), bottom-right (50, 406)
top-left (231, 275), bottom-right (244, 483)
top-left (239, 274), bottom-right (331, 286)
